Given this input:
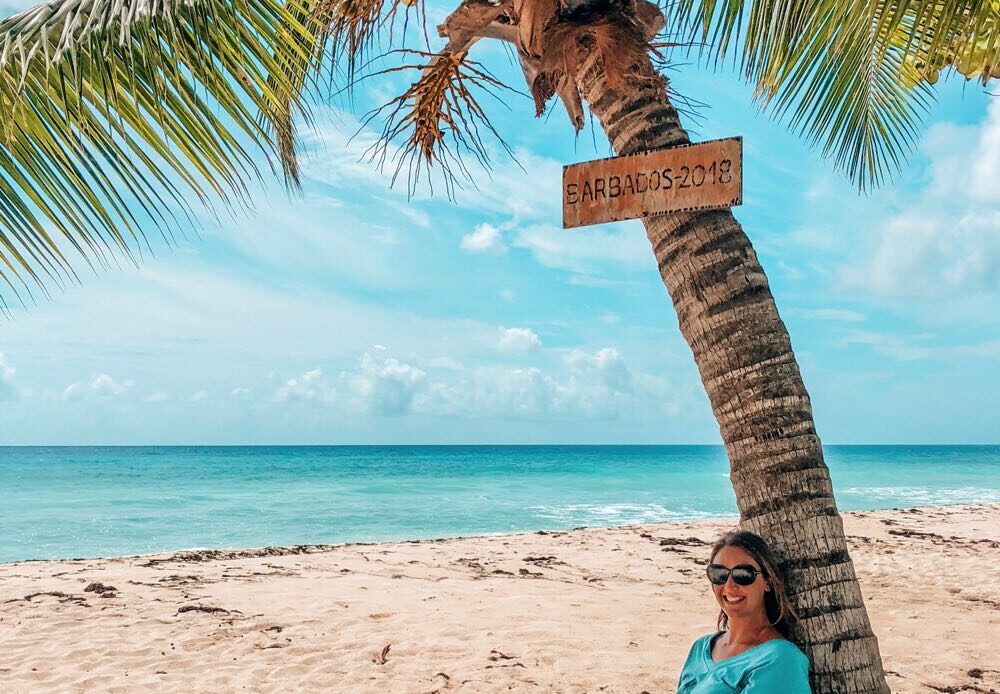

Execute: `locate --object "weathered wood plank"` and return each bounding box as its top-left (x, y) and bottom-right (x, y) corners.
top-left (562, 137), bottom-right (742, 228)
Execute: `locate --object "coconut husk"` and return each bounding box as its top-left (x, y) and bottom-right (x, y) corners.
top-left (514, 0), bottom-right (562, 58)
top-left (522, 12), bottom-right (655, 130)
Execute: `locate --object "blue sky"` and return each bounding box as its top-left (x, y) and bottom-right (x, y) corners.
top-left (1, 5), bottom-right (998, 444)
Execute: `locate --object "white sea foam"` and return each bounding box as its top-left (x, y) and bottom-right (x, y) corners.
top-left (840, 486), bottom-right (1000, 505)
top-left (530, 503), bottom-right (725, 525)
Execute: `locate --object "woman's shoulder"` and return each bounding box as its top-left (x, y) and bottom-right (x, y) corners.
top-left (755, 637), bottom-right (809, 665)
top-left (695, 632), bottom-right (721, 646)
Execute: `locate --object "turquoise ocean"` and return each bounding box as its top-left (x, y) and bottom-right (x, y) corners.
top-left (1, 445), bottom-right (997, 564)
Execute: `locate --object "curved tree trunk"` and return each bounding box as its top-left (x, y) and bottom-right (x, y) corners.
top-left (572, 43), bottom-right (890, 693)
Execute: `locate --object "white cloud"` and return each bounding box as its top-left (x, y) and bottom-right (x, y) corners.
top-left (461, 223), bottom-right (506, 254)
top-left (265, 345), bottom-right (673, 422)
top-left (0, 352), bottom-right (20, 401)
top-left (231, 387), bottom-right (252, 398)
top-left (190, 390), bottom-right (209, 402)
top-left (296, 109), bottom-right (649, 283)
top-left (512, 223), bottom-right (652, 274)
top-left (144, 392), bottom-right (169, 403)
top-left (346, 351), bottom-right (427, 415)
top-left (444, 366), bottom-right (555, 417)
top-left (274, 352), bottom-right (428, 414)
top-left (497, 327), bottom-right (541, 353)
top-left (845, 210), bottom-right (1000, 300)
top-left (417, 346), bottom-right (668, 420)
top-left (842, 330), bottom-right (1000, 361)
top-left (841, 99), bottom-right (1000, 300)
top-left (298, 112), bottom-right (562, 222)
top-left (840, 331), bottom-right (937, 361)
top-left (564, 347), bottom-right (633, 395)
top-left (274, 368), bottom-right (335, 404)
top-left (388, 200), bottom-right (431, 229)
top-left (63, 374), bottom-right (134, 401)
top-left (500, 288), bottom-right (516, 302)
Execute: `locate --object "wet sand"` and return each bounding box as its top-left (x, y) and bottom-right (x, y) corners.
top-left (1, 504), bottom-right (997, 693)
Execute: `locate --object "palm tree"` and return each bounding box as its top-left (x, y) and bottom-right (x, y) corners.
top-left (1, 0), bottom-right (997, 690)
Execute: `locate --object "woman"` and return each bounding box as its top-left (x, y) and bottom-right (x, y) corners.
top-left (676, 530), bottom-right (812, 693)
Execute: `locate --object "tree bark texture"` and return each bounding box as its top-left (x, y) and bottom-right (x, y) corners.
top-left (572, 42), bottom-right (890, 693)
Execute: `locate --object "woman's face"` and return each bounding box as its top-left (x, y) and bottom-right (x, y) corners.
top-left (710, 545), bottom-right (770, 623)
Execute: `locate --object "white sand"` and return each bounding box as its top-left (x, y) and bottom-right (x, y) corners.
top-left (1, 504), bottom-right (997, 693)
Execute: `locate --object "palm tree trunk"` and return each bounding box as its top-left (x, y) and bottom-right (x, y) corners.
top-left (572, 42), bottom-right (890, 693)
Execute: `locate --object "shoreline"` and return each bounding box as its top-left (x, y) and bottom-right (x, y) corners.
top-left (2, 503), bottom-right (998, 693)
top-left (5, 502), bottom-right (998, 567)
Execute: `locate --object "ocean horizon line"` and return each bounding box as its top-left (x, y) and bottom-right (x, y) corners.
top-left (3, 442), bottom-right (999, 449)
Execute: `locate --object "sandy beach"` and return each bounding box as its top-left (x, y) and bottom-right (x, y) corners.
top-left (1, 503), bottom-right (997, 693)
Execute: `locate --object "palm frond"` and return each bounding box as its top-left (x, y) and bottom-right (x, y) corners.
top-left (666, 0), bottom-right (996, 189)
top-left (0, 0), bottom-right (325, 308)
top-left (900, 1), bottom-right (1000, 86)
top-left (316, 0), bottom-right (421, 85)
top-left (360, 47), bottom-right (517, 198)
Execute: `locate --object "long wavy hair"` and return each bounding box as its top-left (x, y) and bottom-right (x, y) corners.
top-left (710, 530), bottom-right (798, 635)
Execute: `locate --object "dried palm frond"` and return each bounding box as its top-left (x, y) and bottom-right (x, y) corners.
top-left (315, 0), bottom-right (430, 87)
top-left (526, 13), bottom-right (660, 129)
top-left (362, 0), bottom-right (666, 190)
top-left (361, 48), bottom-right (518, 198)
top-left (513, 0), bottom-right (560, 57)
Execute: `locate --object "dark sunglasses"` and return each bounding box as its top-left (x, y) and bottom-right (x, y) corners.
top-left (706, 563), bottom-right (766, 586)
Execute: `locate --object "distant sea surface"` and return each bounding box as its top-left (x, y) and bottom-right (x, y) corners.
top-left (1, 445), bottom-right (998, 563)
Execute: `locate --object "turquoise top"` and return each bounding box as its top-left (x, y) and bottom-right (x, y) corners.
top-left (677, 632), bottom-right (811, 693)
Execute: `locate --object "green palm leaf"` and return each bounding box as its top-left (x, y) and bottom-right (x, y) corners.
top-left (0, 0), bottom-right (326, 308)
top-left (669, 0), bottom-right (998, 190)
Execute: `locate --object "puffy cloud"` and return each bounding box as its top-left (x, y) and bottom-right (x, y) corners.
top-left (274, 351), bottom-right (428, 415)
top-left (347, 350), bottom-right (427, 415)
top-left (274, 368), bottom-right (335, 404)
top-left (190, 390), bottom-right (209, 402)
top-left (564, 347), bottom-right (633, 394)
top-left (419, 346), bottom-right (667, 420)
top-left (421, 365), bottom-right (555, 417)
top-left (497, 327), bottom-right (541, 353)
top-left (266, 345), bottom-right (672, 421)
top-left (461, 223), bottom-right (506, 254)
top-left (63, 374), bottom-right (134, 401)
top-left (841, 99), bottom-right (1000, 300)
top-left (231, 387), bottom-right (252, 398)
top-left (845, 210), bottom-right (1000, 300)
top-left (144, 392), bottom-right (169, 403)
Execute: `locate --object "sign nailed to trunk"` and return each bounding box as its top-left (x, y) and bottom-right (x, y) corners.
top-left (562, 137), bottom-right (743, 229)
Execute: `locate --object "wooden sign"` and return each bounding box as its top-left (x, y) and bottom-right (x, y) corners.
top-left (562, 137), bottom-right (742, 229)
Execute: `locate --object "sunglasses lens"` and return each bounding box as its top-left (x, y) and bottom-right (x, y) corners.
top-left (732, 567), bottom-right (757, 586)
top-left (706, 565), bottom-right (729, 585)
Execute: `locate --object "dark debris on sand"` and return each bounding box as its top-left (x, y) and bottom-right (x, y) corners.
top-left (176, 604), bottom-right (239, 616)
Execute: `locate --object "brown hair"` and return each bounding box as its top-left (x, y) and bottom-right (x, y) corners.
top-left (709, 530), bottom-right (798, 635)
